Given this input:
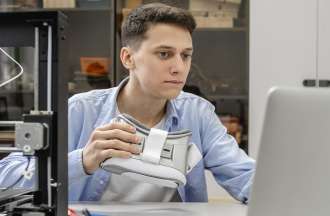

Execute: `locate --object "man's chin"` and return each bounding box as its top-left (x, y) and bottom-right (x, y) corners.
top-left (162, 91), bottom-right (181, 100)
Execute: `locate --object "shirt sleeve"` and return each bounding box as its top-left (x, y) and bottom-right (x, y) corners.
top-left (200, 103), bottom-right (255, 203)
top-left (0, 152), bottom-right (36, 190)
top-left (68, 99), bottom-right (91, 186)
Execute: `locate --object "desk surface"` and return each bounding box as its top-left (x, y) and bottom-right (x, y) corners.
top-left (70, 201), bottom-right (247, 216)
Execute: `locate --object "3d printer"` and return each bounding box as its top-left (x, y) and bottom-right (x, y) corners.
top-left (0, 11), bottom-right (68, 216)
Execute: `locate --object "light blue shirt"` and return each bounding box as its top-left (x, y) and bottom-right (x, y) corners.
top-left (0, 78), bottom-right (255, 202)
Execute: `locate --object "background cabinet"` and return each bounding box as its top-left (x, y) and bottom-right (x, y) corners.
top-left (250, 0), bottom-right (330, 158)
top-left (318, 0), bottom-right (330, 84)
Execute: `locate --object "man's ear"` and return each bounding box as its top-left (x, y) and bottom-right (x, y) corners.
top-left (120, 47), bottom-right (135, 70)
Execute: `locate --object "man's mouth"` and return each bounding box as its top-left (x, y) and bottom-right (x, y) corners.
top-left (164, 80), bottom-right (183, 84)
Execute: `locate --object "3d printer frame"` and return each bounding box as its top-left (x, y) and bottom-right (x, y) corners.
top-left (0, 11), bottom-right (68, 216)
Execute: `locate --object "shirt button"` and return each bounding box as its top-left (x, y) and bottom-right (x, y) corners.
top-left (100, 180), bottom-right (104, 185)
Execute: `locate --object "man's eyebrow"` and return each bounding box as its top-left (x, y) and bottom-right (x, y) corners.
top-left (154, 45), bottom-right (193, 51)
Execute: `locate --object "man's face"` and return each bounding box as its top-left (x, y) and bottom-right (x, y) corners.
top-left (128, 23), bottom-right (193, 100)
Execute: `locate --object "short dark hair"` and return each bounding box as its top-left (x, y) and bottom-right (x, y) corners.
top-left (121, 3), bottom-right (196, 49)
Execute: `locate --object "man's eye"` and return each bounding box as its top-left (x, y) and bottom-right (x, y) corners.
top-left (182, 53), bottom-right (192, 60)
top-left (158, 51), bottom-right (169, 59)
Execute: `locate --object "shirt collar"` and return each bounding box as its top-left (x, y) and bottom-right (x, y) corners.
top-left (94, 77), bottom-right (129, 128)
top-left (94, 76), bottom-right (180, 130)
top-left (165, 98), bottom-right (179, 130)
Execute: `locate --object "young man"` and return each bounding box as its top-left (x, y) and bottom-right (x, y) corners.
top-left (0, 3), bottom-right (255, 203)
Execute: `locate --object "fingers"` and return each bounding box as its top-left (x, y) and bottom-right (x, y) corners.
top-left (92, 129), bottom-right (141, 143)
top-left (101, 148), bottom-right (132, 159)
top-left (95, 139), bottom-right (140, 154)
top-left (98, 122), bottom-right (135, 133)
top-left (83, 121), bottom-right (144, 173)
top-left (93, 122), bottom-right (141, 143)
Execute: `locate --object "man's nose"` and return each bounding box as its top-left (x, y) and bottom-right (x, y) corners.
top-left (169, 54), bottom-right (185, 75)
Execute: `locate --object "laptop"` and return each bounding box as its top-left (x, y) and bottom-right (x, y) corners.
top-left (248, 87), bottom-right (330, 216)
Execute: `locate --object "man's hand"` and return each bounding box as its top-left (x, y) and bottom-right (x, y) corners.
top-left (82, 122), bottom-right (141, 174)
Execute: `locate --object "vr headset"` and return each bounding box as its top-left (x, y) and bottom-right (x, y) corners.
top-left (100, 114), bottom-right (202, 188)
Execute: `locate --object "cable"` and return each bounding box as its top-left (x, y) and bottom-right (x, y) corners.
top-left (0, 47), bottom-right (24, 88)
top-left (82, 208), bottom-right (91, 216)
top-left (0, 156), bottom-right (31, 192)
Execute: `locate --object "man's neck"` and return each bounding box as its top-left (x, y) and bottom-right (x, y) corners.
top-left (117, 80), bottom-right (167, 128)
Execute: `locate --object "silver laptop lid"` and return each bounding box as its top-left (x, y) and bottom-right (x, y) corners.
top-left (248, 87), bottom-right (330, 216)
